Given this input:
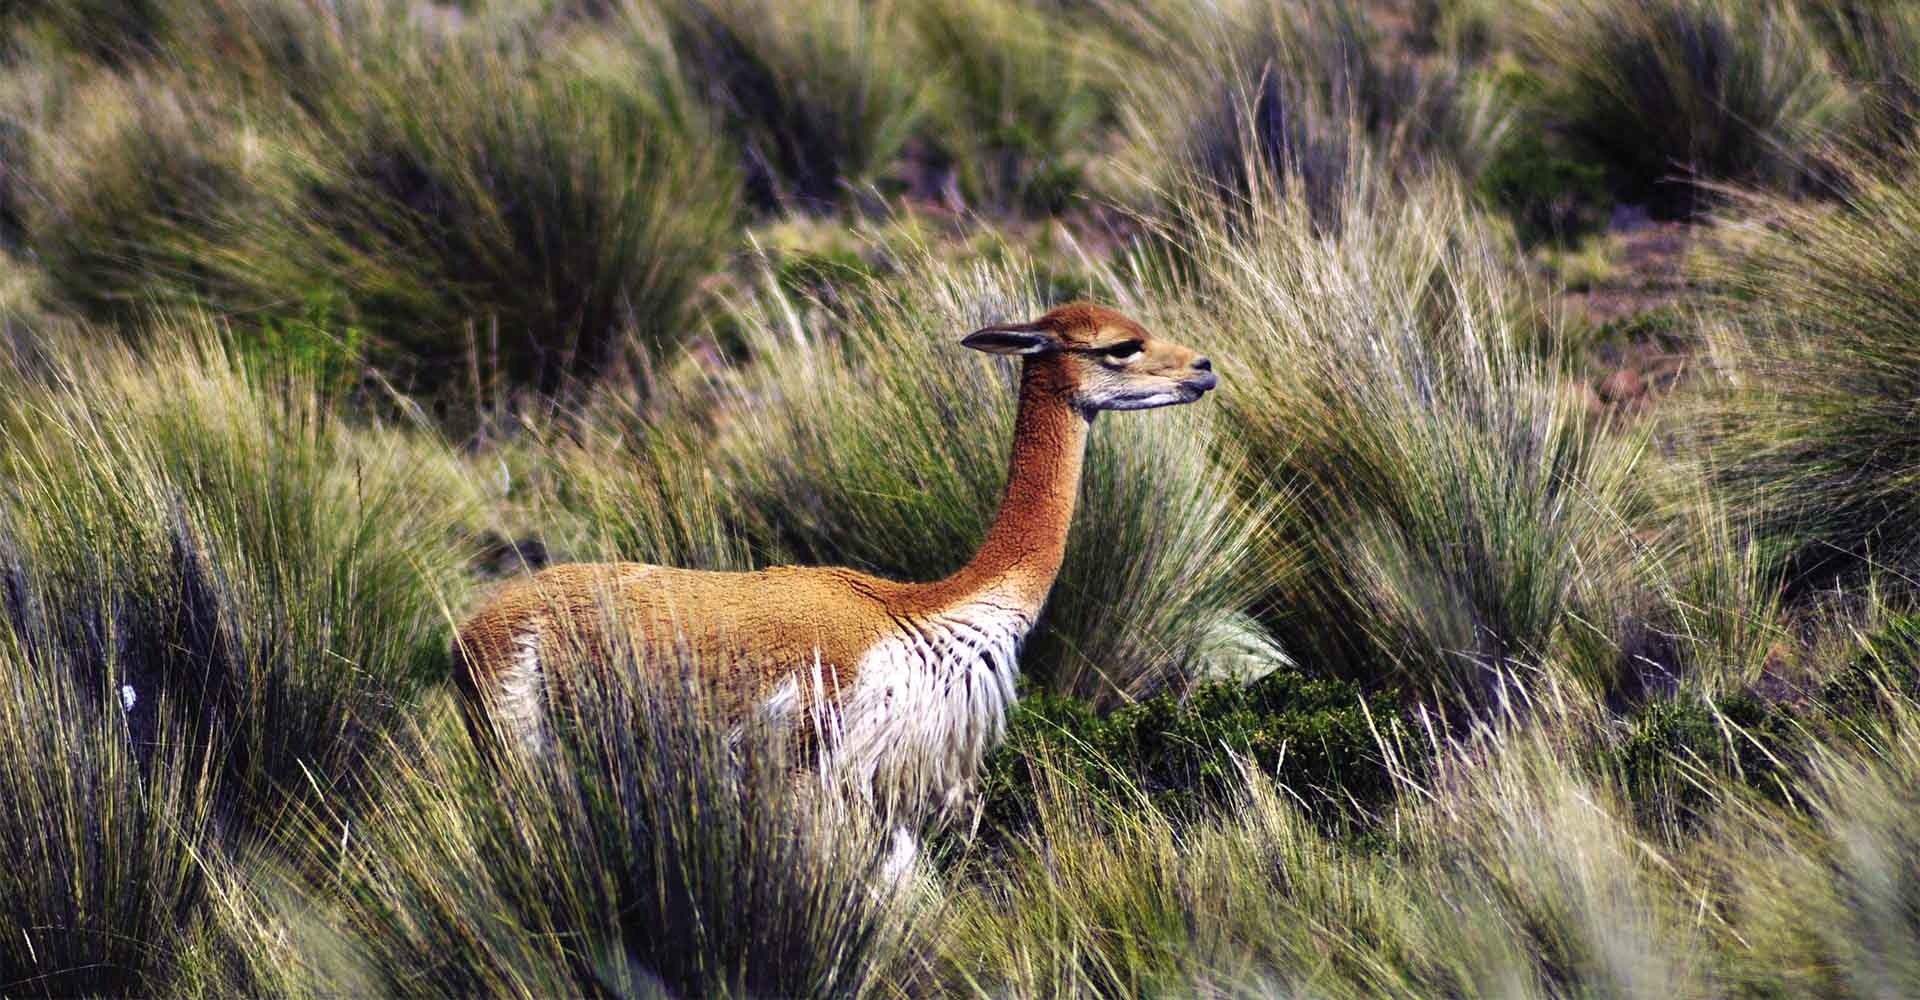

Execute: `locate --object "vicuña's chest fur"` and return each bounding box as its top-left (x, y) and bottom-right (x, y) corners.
top-left (777, 600), bottom-right (1028, 823)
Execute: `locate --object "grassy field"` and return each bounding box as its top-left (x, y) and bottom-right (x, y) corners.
top-left (4, 0), bottom-right (1920, 995)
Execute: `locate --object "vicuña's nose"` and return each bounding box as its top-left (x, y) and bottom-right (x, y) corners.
top-left (1192, 356), bottom-right (1213, 372)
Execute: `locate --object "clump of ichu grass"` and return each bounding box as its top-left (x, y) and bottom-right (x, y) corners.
top-left (1802, 0), bottom-right (1920, 142)
top-left (1153, 158), bottom-right (1648, 702)
top-left (0, 317), bottom-right (479, 814)
top-left (0, 611), bottom-right (226, 996)
top-left (1698, 149), bottom-right (1920, 598)
top-left (227, 33), bottom-right (739, 396)
top-left (13, 68), bottom-right (263, 325)
top-left (10, 2), bottom-right (740, 398)
top-left (260, 634), bottom-right (920, 998)
top-left (1107, 0), bottom-right (1504, 222)
top-left (649, 0), bottom-right (931, 213)
top-left (1, 0), bottom-right (172, 64)
top-left (1517, 0), bottom-right (1853, 216)
top-left (905, 0), bottom-right (1117, 215)
top-left (0, 315), bottom-right (482, 994)
top-left (1629, 485), bottom-right (1789, 698)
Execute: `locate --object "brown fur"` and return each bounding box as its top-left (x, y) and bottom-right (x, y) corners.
top-left (453, 301), bottom-right (1213, 740)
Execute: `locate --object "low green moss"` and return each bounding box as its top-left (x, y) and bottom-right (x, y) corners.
top-left (975, 668), bottom-right (1422, 841)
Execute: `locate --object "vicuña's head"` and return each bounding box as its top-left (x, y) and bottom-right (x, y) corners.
top-left (962, 301), bottom-right (1218, 413)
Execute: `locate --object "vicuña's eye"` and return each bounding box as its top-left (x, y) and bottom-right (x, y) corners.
top-left (1102, 341), bottom-right (1144, 360)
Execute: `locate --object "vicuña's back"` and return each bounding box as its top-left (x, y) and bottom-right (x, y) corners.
top-left (454, 301), bottom-right (1218, 858)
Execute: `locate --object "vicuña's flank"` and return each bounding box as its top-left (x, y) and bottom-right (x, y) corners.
top-left (454, 302), bottom-right (1218, 870)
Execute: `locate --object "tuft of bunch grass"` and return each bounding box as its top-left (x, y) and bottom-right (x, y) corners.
top-left (0, 315), bottom-right (484, 994)
top-left (1157, 159), bottom-right (1648, 703)
top-left (267, 630), bottom-right (920, 998)
top-left (1107, 0), bottom-right (1497, 222)
top-left (0, 315), bottom-right (480, 832)
top-left (15, 69), bottom-right (263, 325)
top-left (10, 3), bottom-right (740, 399)
top-left (1803, 0), bottom-right (1920, 142)
top-left (208, 22), bottom-right (739, 397)
top-left (1518, 0), bottom-right (1853, 217)
top-left (0, 610), bottom-right (224, 996)
top-left (0, 0), bottom-right (171, 64)
top-left (652, 0), bottom-right (931, 213)
top-left (1698, 149), bottom-right (1920, 597)
top-left (906, 0), bottom-right (1116, 215)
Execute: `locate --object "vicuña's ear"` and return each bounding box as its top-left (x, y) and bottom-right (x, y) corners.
top-left (962, 321), bottom-right (1060, 356)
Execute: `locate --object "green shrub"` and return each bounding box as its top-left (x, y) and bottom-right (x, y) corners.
top-left (942, 708), bottom-right (1715, 997)
top-left (1605, 612), bottom-right (1920, 838)
top-left (1700, 152), bottom-right (1920, 594)
top-left (1519, 0), bottom-right (1853, 217)
top-left (1608, 693), bottom-right (1801, 834)
top-left (1820, 612), bottom-right (1920, 721)
top-left (1477, 125), bottom-right (1611, 245)
top-left (976, 667), bottom-right (1421, 841)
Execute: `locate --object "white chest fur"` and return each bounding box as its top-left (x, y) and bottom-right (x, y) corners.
top-left (790, 602), bottom-right (1028, 824)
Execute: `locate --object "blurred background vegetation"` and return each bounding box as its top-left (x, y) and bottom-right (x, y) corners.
top-left (5, 0), bottom-right (1920, 995)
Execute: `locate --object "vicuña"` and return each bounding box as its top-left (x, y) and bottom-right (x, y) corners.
top-left (454, 301), bottom-right (1218, 871)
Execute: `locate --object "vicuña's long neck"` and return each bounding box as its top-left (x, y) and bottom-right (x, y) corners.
top-left (938, 357), bottom-right (1089, 617)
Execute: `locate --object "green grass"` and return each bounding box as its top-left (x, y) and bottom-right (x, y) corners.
top-left (1518, 0), bottom-right (1854, 216)
top-left (1699, 148), bottom-right (1920, 596)
top-left (653, 0), bottom-right (931, 213)
top-left (1153, 161), bottom-right (1651, 702)
top-left (9, 1), bottom-right (739, 399)
top-left (6, 0), bottom-right (1920, 994)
